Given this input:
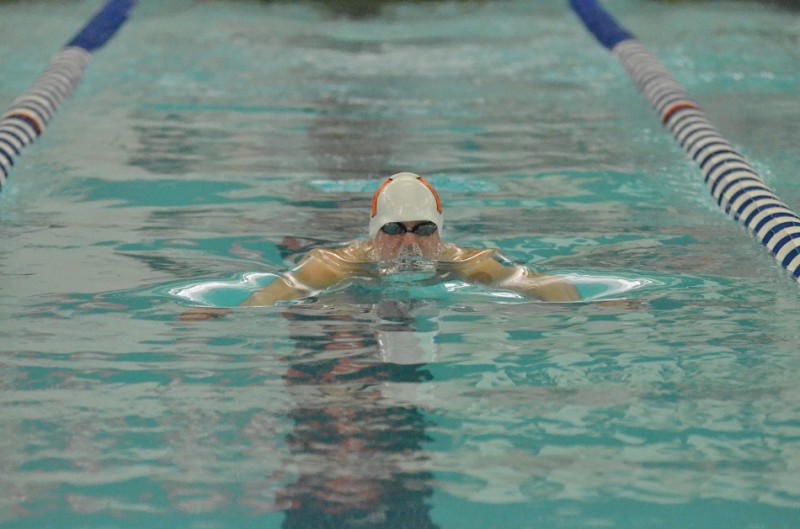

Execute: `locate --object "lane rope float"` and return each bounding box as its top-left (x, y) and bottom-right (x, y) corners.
top-left (0, 0), bottom-right (136, 191)
top-left (569, 0), bottom-right (800, 282)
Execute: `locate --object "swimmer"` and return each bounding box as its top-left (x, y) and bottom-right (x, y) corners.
top-left (240, 172), bottom-right (580, 307)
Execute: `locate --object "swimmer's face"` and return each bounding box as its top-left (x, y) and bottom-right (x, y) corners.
top-left (373, 221), bottom-right (441, 261)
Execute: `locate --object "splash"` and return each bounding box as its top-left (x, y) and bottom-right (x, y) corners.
top-left (370, 244), bottom-right (437, 282)
top-left (373, 242), bottom-right (438, 278)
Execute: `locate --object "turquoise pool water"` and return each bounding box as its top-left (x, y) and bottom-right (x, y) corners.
top-left (2, 1), bottom-right (800, 527)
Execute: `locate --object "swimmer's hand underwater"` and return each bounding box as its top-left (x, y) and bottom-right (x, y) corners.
top-left (179, 307), bottom-right (231, 321)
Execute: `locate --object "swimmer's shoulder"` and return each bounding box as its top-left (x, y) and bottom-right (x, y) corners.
top-left (439, 244), bottom-right (505, 264)
top-left (437, 245), bottom-right (514, 279)
top-left (302, 240), bottom-right (375, 268)
top-left (334, 239), bottom-right (375, 262)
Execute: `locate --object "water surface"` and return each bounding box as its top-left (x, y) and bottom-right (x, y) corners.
top-left (1, 1), bottom-right (800, 528)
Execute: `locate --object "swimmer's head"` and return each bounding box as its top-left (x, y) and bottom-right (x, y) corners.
top-left (369, 172), bottom-right (443, 239)
top-left (369, 173), bottom-right (443, 262)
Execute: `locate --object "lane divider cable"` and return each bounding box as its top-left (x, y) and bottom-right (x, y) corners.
top-left (0, 0), bottom-right (136, 191)
top-left (570, 0), bottom-right (800, 282)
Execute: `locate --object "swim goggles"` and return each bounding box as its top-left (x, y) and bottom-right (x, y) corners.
top-left (380, 221), bottom-right (438, 236)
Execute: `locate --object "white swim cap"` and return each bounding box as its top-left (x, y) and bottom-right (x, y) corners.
top-left (369, 172), bottom-right (443, 238)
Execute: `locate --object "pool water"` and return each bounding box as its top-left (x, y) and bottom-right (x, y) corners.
top-left (2, 0), bottom-right (800, 528)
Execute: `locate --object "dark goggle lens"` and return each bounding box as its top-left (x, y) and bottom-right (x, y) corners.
top-left (413, 222), bottom-right (438, 236)
top-left (380, 222), bottom-right (407, 235)
top-left (380, 222), bottom-right (438, 236)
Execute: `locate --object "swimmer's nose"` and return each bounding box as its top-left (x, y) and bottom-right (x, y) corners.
top-left (400, 233), bottom-right (417, 244)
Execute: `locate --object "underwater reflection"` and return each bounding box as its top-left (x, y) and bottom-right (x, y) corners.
top-left (276, 301), bottom-right (439, 529)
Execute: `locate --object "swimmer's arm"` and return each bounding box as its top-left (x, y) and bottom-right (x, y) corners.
top-left (456, 251), bottom-right (580, 302)
top-left (503, 267), bottom-right (581, 302)
top-left (178, 263), bottom-right (327, 320)
top-left (241, 249), bottom-right (349, 307)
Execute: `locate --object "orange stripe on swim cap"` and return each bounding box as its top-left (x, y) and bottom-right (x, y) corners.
top-left (371, 177), bottom-right (393, 218)
top-left (416, 176), bottom-right (443, 214)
